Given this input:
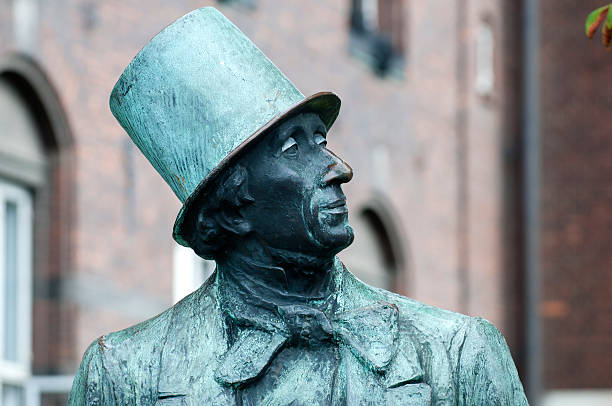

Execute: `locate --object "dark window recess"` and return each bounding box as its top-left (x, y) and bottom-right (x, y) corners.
top-left (217, 0), bottom-right (256, 9)
top-left (349, 0), bottom-right (405, 77)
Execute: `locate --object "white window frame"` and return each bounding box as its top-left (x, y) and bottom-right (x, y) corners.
top-left (475, 20), bottom-right (495, 97)
top-left (172, 244), bottom-right (215, 304)
top-left (542, 390), bottom-right (612, 406)
top-left (362, 0), bottom-right (379, 31)
top-left (0, 178), bottom-right (33, 402)
top-left (25, 374), bottom-right (74, 406)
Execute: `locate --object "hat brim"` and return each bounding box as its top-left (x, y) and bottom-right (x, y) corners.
top-left (172, 91), bottom-right (341, 247)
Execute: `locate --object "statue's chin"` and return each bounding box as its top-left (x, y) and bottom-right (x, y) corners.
top-left (249, 217), bottom-right (354, 271)
top-left (263, 228), bottom-right (352, 270)
top-left (332, 224), bottom-right (355, 252)
top-left (310, 223), bottom-right (355, 257)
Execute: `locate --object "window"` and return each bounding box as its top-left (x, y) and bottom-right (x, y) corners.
top-left (475, 20), bottom-right (495, 97)
top-left (0, 179), bottom-right (33, 406)
top-left (1, 57), bottom-right (74, 406)
top-left (217, 0), bottom-right (256, 9)
top-left (350, 0), bottom-right (406, 76)
top-left (339, 208), bottom-right (399, 292)
top-left (24, 375), bottom-right (74, 406)
top-left (173, 244), bottom-right (216, 304)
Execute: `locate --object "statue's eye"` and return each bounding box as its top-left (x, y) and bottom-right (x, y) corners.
top-left (314, 133), bottom-right (327, 147)
top-left (281, 137), bottom-right (298, 156)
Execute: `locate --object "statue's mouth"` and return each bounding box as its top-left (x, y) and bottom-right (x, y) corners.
top-left (319, 199), bottom-right (348, 214)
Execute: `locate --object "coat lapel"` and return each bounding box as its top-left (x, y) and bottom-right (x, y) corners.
top-left (384, 334), bottom-right (424, 388)
top-left (215, 329), bottom-right (287, 386)
top-left (156, 262), bottom-right (434, 405)
top-left (338, 264), bottom-right (432, 405)
top-left (158, 275), bottom-right (236, 406)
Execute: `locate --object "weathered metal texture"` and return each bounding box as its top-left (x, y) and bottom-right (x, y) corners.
top-left (69, 7), bottom-right (529, 406)
top-left (68, 261), bottom-right (529, 405)
top-left (109, 7), bottom-right (340, 246)
top-left (67, 112), bottom-right (529, 405)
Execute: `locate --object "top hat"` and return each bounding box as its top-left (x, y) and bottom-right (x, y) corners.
top-left (109, 7), bottom-right (341, 247)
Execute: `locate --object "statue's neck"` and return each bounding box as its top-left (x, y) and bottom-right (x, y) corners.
top-left (216, 239), bottom-right (335, 301)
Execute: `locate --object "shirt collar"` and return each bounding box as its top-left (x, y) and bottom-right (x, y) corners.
top-left (217, 256), bottom-right (343, 332)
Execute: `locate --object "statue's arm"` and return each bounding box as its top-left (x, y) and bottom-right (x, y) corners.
top-left (455, 317), bottom-right (529, 406)
top-left (68, 337), bottom-right (115, 406)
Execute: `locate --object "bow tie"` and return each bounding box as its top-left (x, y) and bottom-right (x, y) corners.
top-left (215, 301), bottom-right (400, 387)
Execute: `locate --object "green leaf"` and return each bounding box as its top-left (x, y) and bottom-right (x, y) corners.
top-left (585, 4), bottom-right (610, 38)
top-left (607, 5), bottom-right (612, 29)
top-left (605, 15), bottom-right (612, 49)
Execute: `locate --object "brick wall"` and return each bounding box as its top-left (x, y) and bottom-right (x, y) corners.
top-left (540, 0), bottom-right (612, 389)
top-left (0, 0), bottom-right (522, 376)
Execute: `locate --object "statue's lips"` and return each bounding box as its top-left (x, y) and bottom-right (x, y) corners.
top-left (319, 199), bottom-right (348, 214)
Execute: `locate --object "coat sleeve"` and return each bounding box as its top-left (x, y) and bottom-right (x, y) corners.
top-left (455, 317), bottom-right (529, 406)
top-left (68, 337), bottom-right (117, 406)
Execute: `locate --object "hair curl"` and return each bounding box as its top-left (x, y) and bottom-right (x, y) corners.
top-left (186, 164), bottom-right (254, 259)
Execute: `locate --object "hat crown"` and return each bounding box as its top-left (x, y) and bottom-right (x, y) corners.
top-left (110, 7), bottom-right (304, 202)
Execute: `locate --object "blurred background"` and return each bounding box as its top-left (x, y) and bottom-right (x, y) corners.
top-left (0, 0), bottom-right (611, 405)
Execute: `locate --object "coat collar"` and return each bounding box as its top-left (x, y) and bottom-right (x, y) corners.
top-left (215, 258), bottom-right (425, 388)
top-left (157, 259), bottom-right (426, 401)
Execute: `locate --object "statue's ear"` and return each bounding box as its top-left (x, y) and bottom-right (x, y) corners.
top-left (214, 207), bottom-right (252, 237)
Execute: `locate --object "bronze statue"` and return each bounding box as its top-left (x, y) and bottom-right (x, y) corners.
top-left (69, 8), bottom-right (528, 405)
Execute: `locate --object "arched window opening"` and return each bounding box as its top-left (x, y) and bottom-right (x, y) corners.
top-left (172, 244), bottom-right (215, 304)
top-left (339, 206), bottom-right (402, 292)
top-left (0, 72), bottom-right (41, 406)
top-left (0, 55), bottom-right (74, 405)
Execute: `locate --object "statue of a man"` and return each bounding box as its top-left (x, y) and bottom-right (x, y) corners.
top-left (69, 8), bottom-right (528, 405)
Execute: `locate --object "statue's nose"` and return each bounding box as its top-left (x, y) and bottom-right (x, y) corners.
top-left (322, 153), bottom-right (353, 186)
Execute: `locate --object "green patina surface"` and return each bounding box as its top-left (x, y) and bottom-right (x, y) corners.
top-left (110, 8), bottom-right (304, 205)
top-left (107, 7), bottom-right (340, 247)
top-left (69, 8), bottom-right (529, 405)
top-left (69, 260), bottom-right (528, 405)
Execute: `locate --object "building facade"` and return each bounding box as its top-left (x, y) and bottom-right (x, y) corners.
top-left (0, 0), bottom-right (609, 405)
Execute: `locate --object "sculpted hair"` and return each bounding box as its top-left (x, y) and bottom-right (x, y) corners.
top-left (188, 164), bottom-right (254, 259)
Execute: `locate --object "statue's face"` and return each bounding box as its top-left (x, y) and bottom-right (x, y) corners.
top-left (240, 112), bottom-right (354, 258)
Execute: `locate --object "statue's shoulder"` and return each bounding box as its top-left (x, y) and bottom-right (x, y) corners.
top-left (68, 304), bottom-right (176, 405)
top-left (338, 262), bottom-right (513, 346)
top-left (69, 276), bottom-right (220, 405)
top-left (339, 266), bottom-right (528, 405)
top-left (365, 281), bottom-right (510, 358)
top-left (98, 304), bottom-right (174, 359)
top-left (100, 273), bottom-right (219, 361)
top-left (340, 267), bottom-right (470, 340)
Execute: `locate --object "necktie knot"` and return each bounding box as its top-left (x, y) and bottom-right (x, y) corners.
top-left (278, 304), bottom-right (334, 345)
top-left (216, 300), bottom-right (401, 387)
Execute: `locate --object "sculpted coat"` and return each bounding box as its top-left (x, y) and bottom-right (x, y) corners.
top-left (69, 260), bottom-right (527, 405)
top-left (70, 7), bottom-right (529, 405)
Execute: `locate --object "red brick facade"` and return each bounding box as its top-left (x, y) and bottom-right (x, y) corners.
top-left (0, 0), bottom-right (522, 377)
top-left (0, 0), bottom-right (609, 399)
top-left (539, 0), bottom-right (612, 389)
